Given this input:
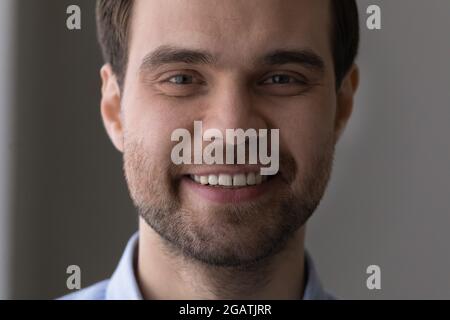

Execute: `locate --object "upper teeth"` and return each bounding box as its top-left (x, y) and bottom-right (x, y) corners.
top-left (191, 173), bottom-right (268, 187)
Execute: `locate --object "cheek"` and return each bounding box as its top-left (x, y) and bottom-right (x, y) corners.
top-left (122, 88), bottom-right (197, 166)
top-left (267, 91), bottom-right (336, 170)
top-left (282, 106), bottom-right (334, 150)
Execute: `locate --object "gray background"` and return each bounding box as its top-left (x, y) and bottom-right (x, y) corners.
top-left (1, 0), bottom-right (449, 299)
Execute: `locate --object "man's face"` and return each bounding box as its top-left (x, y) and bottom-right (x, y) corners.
top-left (116, 0), bottom-right (343, 266)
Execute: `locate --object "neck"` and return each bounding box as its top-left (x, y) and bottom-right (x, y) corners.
top-left (136, 218), bottom-right (306, 300)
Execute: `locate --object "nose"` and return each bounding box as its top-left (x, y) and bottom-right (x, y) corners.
top-left (197, 78), bottom-right (272, 166)
top-left (202, 78), bottom-right (267, 134)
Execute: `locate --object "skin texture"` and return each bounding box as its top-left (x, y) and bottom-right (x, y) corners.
top-left (100, 0), bottom-right (359, 299)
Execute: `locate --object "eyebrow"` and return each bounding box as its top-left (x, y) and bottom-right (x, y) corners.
top-left (261, 49), bottom-right (325, 74)
top-left (139, 45), bottom-right (325, 74)
top-left (140, 45), bottom-right (216, 72)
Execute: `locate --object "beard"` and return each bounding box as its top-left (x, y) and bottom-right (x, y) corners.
top-left (123, 135), bottom-right (334, 268)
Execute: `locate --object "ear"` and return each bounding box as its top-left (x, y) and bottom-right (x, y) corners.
top-left (334, 64), bottom-right (359, 144)
top-left (100, 64), bottom-right (124, 152)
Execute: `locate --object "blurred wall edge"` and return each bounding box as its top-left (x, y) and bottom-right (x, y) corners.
top-left (9, 0), bottom-right (137, 299)
top-left (0, 0), bottom-right (14, 299)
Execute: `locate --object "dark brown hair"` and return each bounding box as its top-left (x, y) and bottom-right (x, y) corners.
top-left (96, 0), bottom-right (359, 90)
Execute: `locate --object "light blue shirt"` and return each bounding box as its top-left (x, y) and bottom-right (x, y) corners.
top-left (60, 232), bottom-right (335, 300)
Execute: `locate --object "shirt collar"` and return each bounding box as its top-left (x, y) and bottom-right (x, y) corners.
top-left (302, 250), bottom-right (332, 300)
top-left (106, 232), bottom-right (142, 300)
top-left (105, 232), bottom-right (332, 300)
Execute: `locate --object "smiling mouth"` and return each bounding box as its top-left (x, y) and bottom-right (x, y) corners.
top-left (181, 171), bottom-right (280, 203)
top-left (186, 172), bottom-right (277, 188)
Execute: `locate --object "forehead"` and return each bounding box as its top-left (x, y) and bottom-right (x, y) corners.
top-left (129, 0), bottom-right (332, 68)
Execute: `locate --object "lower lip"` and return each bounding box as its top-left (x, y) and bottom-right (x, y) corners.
top-left (181, 175), bottom-right (279, 204)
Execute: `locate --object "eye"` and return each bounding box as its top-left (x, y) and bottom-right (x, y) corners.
top-left (257, 72), bottom-right (313, 96)
top-left (261, 74), bottom-right (305, 85)
top-left (166, 74), bottom-right (196, 85)
top-left (163, 73), bottom-right (206, 86)
top-left (155, 72), bottom-right (206, 97)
